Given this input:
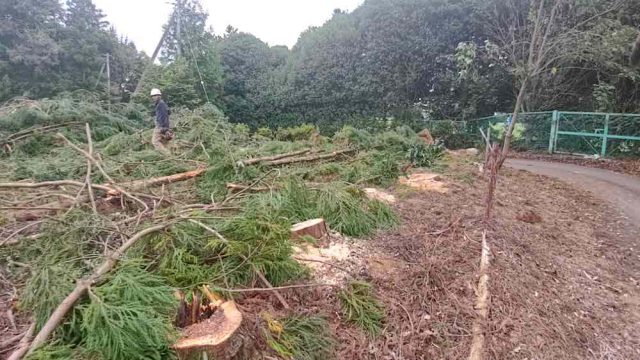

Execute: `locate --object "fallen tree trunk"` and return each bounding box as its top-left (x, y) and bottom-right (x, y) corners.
top-left (0, 167), bottom-right (205, 196)
top-left (237, 149), bottom-right (310, 167)
top-left (111, 168), bottom-right (206, 195)
top-left (263, 149), bottom-right (355, 166)
top-left (23, 224), bottom-right (170, 357)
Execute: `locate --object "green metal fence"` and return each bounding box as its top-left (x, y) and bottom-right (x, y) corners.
top-left (426, 111), bottom-right (640, 157)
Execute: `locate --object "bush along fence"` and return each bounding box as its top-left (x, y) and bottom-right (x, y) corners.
top-left (426, 111), bottom-right (640, 158)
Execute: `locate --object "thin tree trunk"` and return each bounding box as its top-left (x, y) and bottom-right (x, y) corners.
top-left (499, 77), bottom-right (529, 166)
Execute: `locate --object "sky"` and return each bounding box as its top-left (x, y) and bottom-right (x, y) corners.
top-left (93, 0), bottom-right (364, 55)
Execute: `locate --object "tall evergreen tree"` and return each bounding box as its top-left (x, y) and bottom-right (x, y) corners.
top-left (0, 0), bottom-right (64, 100)
top-left (155, 0), bottom-right (223, 107)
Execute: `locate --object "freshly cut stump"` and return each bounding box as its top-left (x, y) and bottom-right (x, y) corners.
top-left (174, 301), bottom-right (248, 360)
top-left (291, 218), bottom-right (328, 240)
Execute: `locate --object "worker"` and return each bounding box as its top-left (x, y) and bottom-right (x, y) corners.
top-left (150, 88), bottom-right (173, 155)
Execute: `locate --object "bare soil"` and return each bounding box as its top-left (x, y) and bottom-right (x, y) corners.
top-left (275, 157), bottom-right (640, 359)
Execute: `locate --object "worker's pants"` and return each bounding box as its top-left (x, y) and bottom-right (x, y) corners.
top-left (152, 128), bottom-right (171, 155)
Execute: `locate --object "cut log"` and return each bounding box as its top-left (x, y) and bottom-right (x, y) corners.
top-left (174, 301), bottom-right (249, 360)
top-left (418, 129), bottom-right (435, 145)
top-left (225, 183), bottom-right (270, 194)
top-left (291, 219), bottom-right (328, 240)
top-left (263, 149), bottom-right (355, 166)
top-left (112, 168), bottom-right (206, 195)
top-left (237, 149), bottom-right (310, 167)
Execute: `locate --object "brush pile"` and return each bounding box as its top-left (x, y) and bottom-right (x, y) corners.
top-left (0, 96), bottom-right (444, 359)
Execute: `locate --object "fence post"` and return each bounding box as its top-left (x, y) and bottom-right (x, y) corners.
top-left (600, 114), bottom-right (609, 157)
top-left (549, 110), bottom-right (558, 154)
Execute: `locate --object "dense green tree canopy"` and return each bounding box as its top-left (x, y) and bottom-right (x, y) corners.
top-left (1, 0), bottom-right (639, 131)
top-left (0, 0), bottom-right (147, 102)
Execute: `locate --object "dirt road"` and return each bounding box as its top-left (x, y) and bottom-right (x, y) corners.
top-left (507, 158), bottom-right (640, 224)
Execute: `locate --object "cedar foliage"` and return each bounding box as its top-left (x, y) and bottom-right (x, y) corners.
top-left (265, 315), bottom-right (336, 360)
top-left (339, 281), bottom-right (386, 336)
top-left (0, 96), bottom-right (445, 358)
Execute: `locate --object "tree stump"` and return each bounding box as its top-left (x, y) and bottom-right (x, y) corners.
top-left (418, 129), bottom-right (435, 145)
top-left (174, 301), bottom-right (249, 360)
top-left (291, 219), bottom-right (328, 240)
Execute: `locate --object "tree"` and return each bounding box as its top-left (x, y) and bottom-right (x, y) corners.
top-left (474, 0), bottom-right (638, 161)
top-left (0, 0), bottom-right (146, 102)
top-left (155, 0), bottom-right (223, 107)
top-left (218, 31), bottom-right (275, 124)
top-left (0, 0), bottom-right (64, 100)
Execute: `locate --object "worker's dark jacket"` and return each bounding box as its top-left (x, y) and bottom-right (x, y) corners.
top-left (155, 99), bottom-right (170, 129)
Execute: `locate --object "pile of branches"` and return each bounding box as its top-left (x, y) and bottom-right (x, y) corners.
top-left (0, 99), bottom-right (445, 359)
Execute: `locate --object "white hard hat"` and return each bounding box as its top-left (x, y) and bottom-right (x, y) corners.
top-left (150, 88), bottom-right (162, 96)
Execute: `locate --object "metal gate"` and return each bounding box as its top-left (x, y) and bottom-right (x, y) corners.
top-left (550, 111), bottom-right (640, 157)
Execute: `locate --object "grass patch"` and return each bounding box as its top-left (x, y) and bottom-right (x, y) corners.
top-left (246, 179), bottom-right (398, 237)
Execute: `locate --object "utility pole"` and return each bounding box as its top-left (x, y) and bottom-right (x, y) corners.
top-left (105, 53), bottom-right (111, 112)
top-left (176, 0), bottom-right (182, 58)
top-left (132, 13), bottom-right (175, 97)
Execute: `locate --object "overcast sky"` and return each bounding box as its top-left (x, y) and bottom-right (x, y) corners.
top-left (93, 0), bottom-right (364, 55)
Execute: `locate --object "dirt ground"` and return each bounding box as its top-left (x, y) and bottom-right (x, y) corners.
top-left (512, 152), bottom-right (640, 178)
top-left (2, 157), bottom-right (639, 360)
top-left (507, 159), bottom-right (640, 226)
top-left (274, 156), bottom-right (640, 359)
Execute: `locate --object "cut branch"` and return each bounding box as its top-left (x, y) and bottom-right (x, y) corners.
top-left (57, 133), bottom-right (148, 211)
top-left (6, 323), bottom-right (35, 360)
top-left (468, 230), bottom-right (491, 360)
top-left (213, 283), bottom-right (336, 293)
top-left (84, 124), bottom-right (98, 215)
top-left (186, 218), bottom-right (291, 309)
top-left (24, 224), bottom-right (170, 356)
top-left (1, 122), bottom-right (80, 145)
top-left (0, 180), bottom-right (112, 192)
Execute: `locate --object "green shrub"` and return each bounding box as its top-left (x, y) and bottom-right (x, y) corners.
top-left (275, 124), bottom-right (317, 141)
top-left (332, 126), bottom-right (373, 148)
top-left (255, 127), bottom-right (273, 138)
top-left (407, 141), bottom-right (444, 167)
